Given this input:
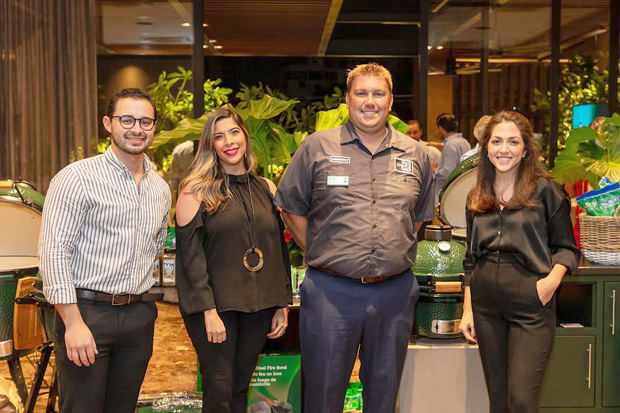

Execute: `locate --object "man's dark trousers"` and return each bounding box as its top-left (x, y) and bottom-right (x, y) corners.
top-left (54, 300), bottom-right (158, 413)
top-left (299, 267), bottom-right (419, 413)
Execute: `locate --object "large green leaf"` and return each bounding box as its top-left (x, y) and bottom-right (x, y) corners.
top-left (247, 118), bottom-right (297, 177)
top-left (315, 103), bottom-right (409, 135)
top-left (551, 127), bottom-right (596, 184)
top-left (293, 130), bottom-right (308, 150)
top-left (550, 149), bottom-right (598, 185)
top-left (551, 115), bottom-right (620, 186)
top-left (246, 117), bottom-right (272, 171)
top-left (245, 95), bottom-right (299, 120)
top-left (149, 113), bottom-right (209, 149)
top-left (268, 123), bottom-right (294, 165)
top-left (387, 115), bottom-right (409, 134)
top-left (586, 159), bottom-right (620, 183)
top-left (315, 104), bottom-right (349, 131)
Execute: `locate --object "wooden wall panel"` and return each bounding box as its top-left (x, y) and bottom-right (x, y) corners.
top-left (453, 63), bottom-right (551, 142)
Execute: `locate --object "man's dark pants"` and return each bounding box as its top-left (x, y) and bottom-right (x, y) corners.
top-left (300, 267), bottom-right (419, 413)
top-left (54, 300), bottom-right (157, 413)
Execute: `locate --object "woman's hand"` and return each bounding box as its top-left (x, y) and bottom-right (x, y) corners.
top-left (267, 308), bottom-right (288, 339)
top-left (204, 309), bottom-right (226, 343)
top-left (459, 287), bottom-right (477, 343)
top-left (536, 275), bottom-right (561, 306)
top-left (536, 264), bottom-right (567, 306)
top-left (459, 310), bottom-right (477, 343)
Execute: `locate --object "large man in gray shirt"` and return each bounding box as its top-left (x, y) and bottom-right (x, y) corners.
top-left (275, 63), bottom-right (434, 413)
top-left (434, 112), bottom-right (471, 203)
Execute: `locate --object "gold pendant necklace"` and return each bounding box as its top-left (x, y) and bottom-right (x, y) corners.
top-left (229, 174), bottom-right (264, 272)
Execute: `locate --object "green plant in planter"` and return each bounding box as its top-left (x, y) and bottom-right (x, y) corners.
top-left (551, 113), bottom-right (620, 187)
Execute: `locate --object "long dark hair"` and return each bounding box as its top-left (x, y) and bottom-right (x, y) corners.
top-left (467, 111), bottom-right (549, 213)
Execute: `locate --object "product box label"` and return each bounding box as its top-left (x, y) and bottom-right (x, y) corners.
top-left (162, 257), bottom-right (176, 286)
top-left (152, 259), bottom-right (161, 286)
top-left (246, 354), bottom-right (301, 413)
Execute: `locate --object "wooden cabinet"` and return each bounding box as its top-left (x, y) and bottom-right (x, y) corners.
top-left (603, 282), bottom-right (620, 408)
top-left (540, 336), bottom-right (595, 408)
top-left (539, 270), bottom-right (620, 412)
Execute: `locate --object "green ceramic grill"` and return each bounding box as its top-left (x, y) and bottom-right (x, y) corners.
top-left (413, 225), bottom-right (466, 338)
top-left (0, 179), bottom-right (50, 358)
top-left (438, 154), bottom-right (479, 241)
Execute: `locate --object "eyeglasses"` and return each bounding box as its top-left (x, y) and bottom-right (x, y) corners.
top-left (111, 115), bottom-right (156, 131)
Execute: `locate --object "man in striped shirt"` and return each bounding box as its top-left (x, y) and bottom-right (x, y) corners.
top-left (39, 88), bottom-right (171, 412)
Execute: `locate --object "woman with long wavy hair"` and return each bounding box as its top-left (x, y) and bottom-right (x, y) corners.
top-left (175, 107), bottom-right (292, 413)
top-left (458, 111), bottom-right (579, 412)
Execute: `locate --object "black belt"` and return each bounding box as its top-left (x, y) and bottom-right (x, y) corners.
top-left (481, 251), bottom-right (520, 263)
top-left (313, 267), bottom-right (397, 284)
top-left (76, 289), bottom-right (163, 306)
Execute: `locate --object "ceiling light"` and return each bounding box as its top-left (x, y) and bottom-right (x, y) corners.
top-left (203, 23), bottom-right (208, 27)
top-left (437, 45), bottom-right (444, 50)
top-left (427, 45), bottom-right (432, 50)
top-left (209, 39), bottom-right (217, 43)
top-left (203, 45), bottom-right (207, 48)
top-left (181, 23), bottom-right (190, 27)
top-left (214, 45), bottom-right (223, 50)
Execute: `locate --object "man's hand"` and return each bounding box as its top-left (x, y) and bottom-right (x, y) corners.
top-left (55, 303), bottom-right (98, 367)
top-left (64, 320), bottom-right (98, 366)
top-left (204, 308), bottom-right (226, 343)
top-left (267, 308), bottom-right (288, 339)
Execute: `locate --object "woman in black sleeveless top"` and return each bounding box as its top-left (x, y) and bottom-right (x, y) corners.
top-left (175, 107), bottom-right (292, 413)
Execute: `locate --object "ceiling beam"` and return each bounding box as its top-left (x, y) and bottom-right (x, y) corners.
top-left (317, 0), bottom-right (344, 56)
top-left (337, 12), bottom-right (420, 24)
top-left (327, 39), bottom-right (418, 56)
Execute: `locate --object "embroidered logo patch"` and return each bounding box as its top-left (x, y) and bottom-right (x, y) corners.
top-left (394, 158), bottom-right (413, 174)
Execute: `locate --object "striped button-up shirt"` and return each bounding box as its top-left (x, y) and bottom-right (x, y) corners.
top-left (39, 148), bottom-right (171, 304)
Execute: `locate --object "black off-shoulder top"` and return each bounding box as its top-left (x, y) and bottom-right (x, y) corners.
top-left (175, 174), bottom-right (292, 315)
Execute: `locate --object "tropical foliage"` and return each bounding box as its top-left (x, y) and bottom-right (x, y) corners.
top-left (551, 113), bottom-right (620, 187)
top-left (315, 103), bottom-right (410, 135)
top-left (148, 69), bottom-right (344, 177)
top-left (147, 66), bottom-right (233, 133)
top-left (532, 54), bottom-right (618, 153)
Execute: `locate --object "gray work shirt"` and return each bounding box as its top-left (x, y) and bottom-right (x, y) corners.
top-left (274, 122), bottom-right (435, 279)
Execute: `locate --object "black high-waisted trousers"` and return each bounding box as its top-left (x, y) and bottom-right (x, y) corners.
top-left (471, 253), bottom-right (556, 413)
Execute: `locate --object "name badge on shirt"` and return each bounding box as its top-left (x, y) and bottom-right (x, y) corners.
top-left (394, 158), bottom-right (413, 175)
top-left (327, 175), bottom-right (349, 187)
top-left (330, 155), bottom-right (350, 164)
